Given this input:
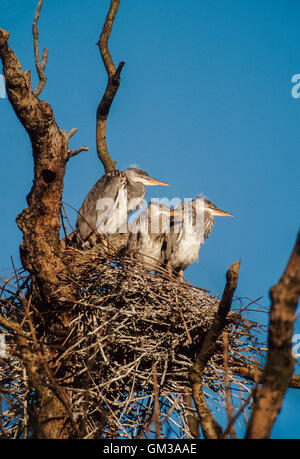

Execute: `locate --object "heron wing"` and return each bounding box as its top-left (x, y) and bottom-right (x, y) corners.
top-left (76, 170), bottom-right (126, 241)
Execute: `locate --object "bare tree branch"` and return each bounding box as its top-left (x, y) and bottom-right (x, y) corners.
top-left (61, 128), bottom-right (89, 159)
top-left (189, 259), bottom-right (241, 439)
top-left (96, 0), bottom-right (125, 173)
top-left (32, 0), bottom-right (48, 97)
top-left (67, 128), bottom-right (78, 139)
top-left (223, 389), bottom-right (253, 438)
top-left (223, 330), bottom-right (237, 439)
top-left (68, 145), bottom-right (89, 159)
top-left (183, 391), bottom-right (200, 439)
top-left (0, 24), bottom-right (87, 303)
top-left (232, 364), bottom-right (300, 390)
top-left (246, 232), bottom-right (300, 439)
top-left (0, 27), bottom-right (66, 300)
top-left (0, 11), bottom-right (91, 435)
top-left (98, 0), bottom-right (120, 78)
top-left (0, 29), bottom-right (10, 57)
top-left (152, 362), bottom-right (162, 439)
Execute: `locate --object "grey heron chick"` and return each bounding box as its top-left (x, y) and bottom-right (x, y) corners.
top-left (127, 202), bottom-right (184, 270)
top-left (76, 168), bottom-right (169, 247)
top-left (166, 197), bottom-right (233, 278)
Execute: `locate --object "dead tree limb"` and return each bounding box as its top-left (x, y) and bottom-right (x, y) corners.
top-left (152, 362), bottom-right (162, 439)
top-left (32, 0), bottom-right (48, 96)
top-left (183, 391), bottom-right (200, 439)
top-left (232, 364), bottom-right (300, 390)
top-left (189, 259), bottom-right (241, 439)
top-left (0, 2), bottom-right (89, 438)
top-left (0, 26), bottom-right (65, 301)
top-left (0, 17), bottom-right (88, 304)
top-left (223, 330), bottom-right (237, 439)
top-left (246, 231), bottom-right (300, 439)
top-left (96, 0), bottom-right (125, 173)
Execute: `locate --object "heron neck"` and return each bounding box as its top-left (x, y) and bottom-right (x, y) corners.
top-left (126, 179), bottom-right (145, 202)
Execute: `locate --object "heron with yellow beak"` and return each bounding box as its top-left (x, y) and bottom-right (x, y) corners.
top-left (76, 168), bottom-right (169, 247)
top-left (166, 197), bottom-right (233, 279)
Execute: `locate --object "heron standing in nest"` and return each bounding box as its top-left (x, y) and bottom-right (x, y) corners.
top-left (126, 201), bottom-right (184, 270)
top-left (76, 168), bottom-right (169, 248)
top-left (166, 197), bottom-right (233, 280)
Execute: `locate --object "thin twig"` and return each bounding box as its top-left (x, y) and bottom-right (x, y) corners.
top-left (32, 0), bottom-right (48, 96)
top-left (68, 145), bottom-right (89, 158)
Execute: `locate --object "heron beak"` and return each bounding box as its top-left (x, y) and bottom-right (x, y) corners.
top-left (169, 209), bottom-right (185, 217)
top-left (213, 208), bottom-right (233, 217)
top-left (145, 177), bottom-right (169, 186)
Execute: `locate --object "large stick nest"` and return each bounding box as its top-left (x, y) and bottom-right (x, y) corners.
top-left (0, 246), bottom-right (265, 439)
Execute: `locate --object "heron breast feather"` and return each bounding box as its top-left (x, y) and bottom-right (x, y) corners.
top-left (172, 232), bottom-right (202, 268)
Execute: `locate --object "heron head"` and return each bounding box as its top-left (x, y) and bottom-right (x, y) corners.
top-left (125, 168), bottom-right (169, 187)
top-left (203, 199), bottom-right (233, 217)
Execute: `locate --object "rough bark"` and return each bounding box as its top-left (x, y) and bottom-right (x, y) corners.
top-left (0, 28), bottom-right (72, 305)
top-left (0, 14), bottom-right (86, 437)
top-left (246, 232), bottom-right (300, 439)
top-left (0, 0), bottom-right (124, 439)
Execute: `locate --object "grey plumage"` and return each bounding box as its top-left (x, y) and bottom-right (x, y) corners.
top-left (166, 197), bottom-right (233, 275)
top-left (76, 168), bottom-right (169, 247)
top-left (126, 202), bottom-right (174, 269)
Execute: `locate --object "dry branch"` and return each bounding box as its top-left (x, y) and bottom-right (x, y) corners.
top-left (232, 364), bottom-right (300, 390)
top-left (96, 0), bottom-right (124, 172)
top-left (68, 146), bottom-right (89, 159)
top-left (32, 0), bottom-right (48, 96)
top-left (0, 2), bottom-right (92, 436)
top-left (189, 259), bottom-right (241, 439)
top-left (223, 330), bottom-right (237, 439)
top-left (0, 20), bottom-right (87, 305)
top-left (246, 232), bottom-right (300, 439)
top-left (183, 392), bottom-right (200, 439)
top-left (152, 362), bottom-right (162, 439)
top-left (0, 26), bottom-right (67, 302)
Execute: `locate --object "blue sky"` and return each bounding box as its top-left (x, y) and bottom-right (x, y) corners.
top-left (0, 0), bottom-right (300, 438)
